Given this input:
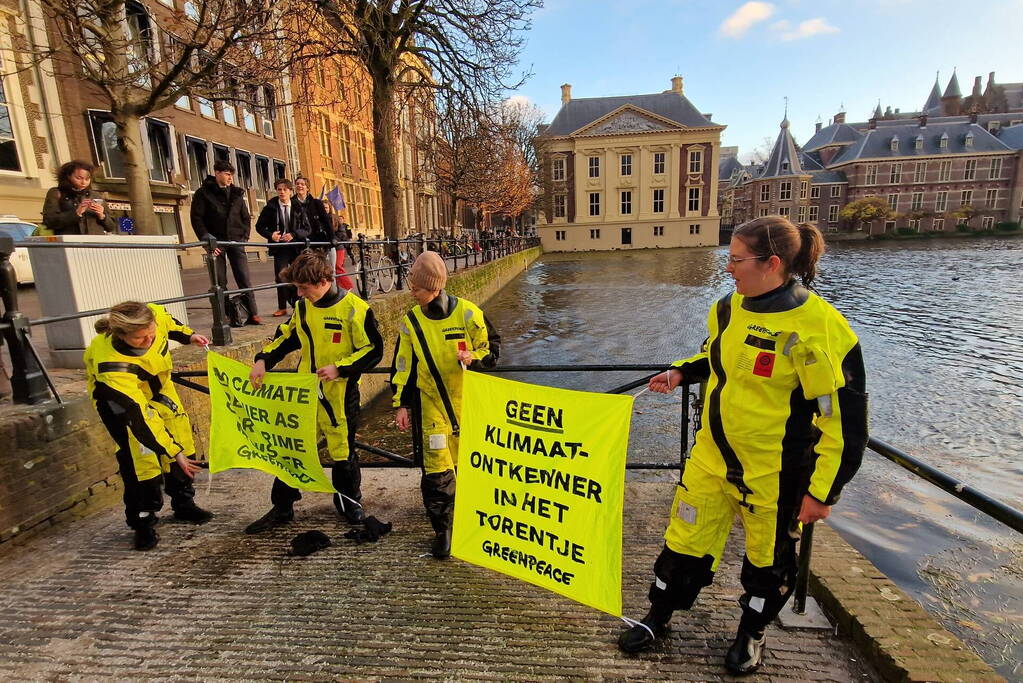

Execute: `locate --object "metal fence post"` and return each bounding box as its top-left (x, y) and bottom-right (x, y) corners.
top-left (419, 232), bottom-right (427, 257)
top-left (0, 236), bottom-right (48, 404)
top-left (357, 233), bottom-right (369, 300)
top-left (204, 235), bottom-right (232, 346)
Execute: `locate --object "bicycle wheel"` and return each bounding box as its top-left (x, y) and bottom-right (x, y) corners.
top-left (376, 255), bottom-right (395, 293)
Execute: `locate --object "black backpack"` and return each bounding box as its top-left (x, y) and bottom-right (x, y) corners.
top-left (224, 294), bottom-right (251, 327)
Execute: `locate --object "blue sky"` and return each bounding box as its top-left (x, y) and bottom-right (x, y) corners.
top-left (509, 0), bottom-right (1023, 161)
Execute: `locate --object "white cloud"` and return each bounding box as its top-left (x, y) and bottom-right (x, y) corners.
top-left (718, 2), bottom-right (776, 38)
top-left (773, 17), bottom-right (840, 40)
top-left (504, 95), bottom-right (533, 109)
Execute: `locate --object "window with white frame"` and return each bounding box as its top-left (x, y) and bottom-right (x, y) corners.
top-left (964, 159), bottom-right (977, 180)
top-left (808, 205), bottom-right (819, 222)
top-left (887, 193), bottom-right (899, 210)
top-left (914, 136), bottom-right (923, 150)
top-left (779, 181), bottom-right (792, 200)
top-left (318, 114), bottom-right (331, 156)
top-left (939, 133), bottom-right (949, 149)
top-left (688, 149), bottom-right (703, 174)
top-left (0, 59), bottom-right (21, 172)
top-left (690, 224), bottom-right (700, 234)
top-left (911, 192), bottom-right (923, 211)
top-left (555, 230), bottom-right (566, 241)
top-left (939, 160), bottom-right (952, 181)
top-left (890, 163), bottom-right (902, 184)
top-left (865, 165), bottom-right (877, 184)
top-left (986, 188), bottom-right (998, 207)
top-left (828, 205), bottom-right (839, 222)
top-left (990, 158), bottom-right (1002, 179)
top-left (908, 219), bottom-right (921, 231)
top-left (620, 154), bottom-right (632, 176)
top-left (589, 192), bottom-right (600, 216)
top-left (981, 216), bottom-right (994, 229)
top-left (234, 149), bottom-right (252, 188)
top-left (590, 229), bottom-right (600, 239)
top-left (890, 137), bottom-right (899, 152)
top-left (176, 95), bottom-right (191, 110)
top-left (653, 225), bottom-right (664, 236)
top-left (653, 152), bottom-right (665, 174)
top-left (779, 207), bottom-right (790, 217)
top-left (620, 190), bottom-right (632, 215)
top-left (260, 86), bottom-right (276, 137)
top-left (553, 194), bottom-right (566, 218)
top-left (965, 132), bottom-right (974, 148)
top-left (588, 157), bottom-right (600, 178)
top-left (810, 185), bottom-right (821, 199)
top-left (552, 158), bottom-right (565, 181)
top-left (960, 189), bottom-right (972, 206)
top-left (935, 191), bottom-right (947, 212)
top-left (760, 184), bottom-right (770, 202)
top-left (687, 187), bottom-right (701, 212)
top-left (89, 111), bottom-right (126, 178)
top-left (932, 218), bottom-right (944, 231)
top-left (652, 188), bottom-right (664, 213)
top-left (798, 205), bottom-right (807, 222)
top-left (830, 185), bottom-right (841, 198)
top-left (184, 136), bottom-right (208, 190)
top-left (914, 163), bottom-right (926, 183)
top-left (799, 180), bottom-right (808, 199)
top-left (198, 97), bottom-right (216, 119)
top-left (759, 208), bottom-right (769, 217)
top-left (144, 119), bottom-right (173, 183)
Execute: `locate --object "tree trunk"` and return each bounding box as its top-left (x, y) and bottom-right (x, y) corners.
top-left (115, 111), bottom-right (159, 235)
top-left (371, 75), bottom-right (403, 242)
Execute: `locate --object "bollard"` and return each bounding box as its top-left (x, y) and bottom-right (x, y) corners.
top-left (204, 235), bottom-right (232, 346)
top-left (0, 236), bottom-right (49, 403)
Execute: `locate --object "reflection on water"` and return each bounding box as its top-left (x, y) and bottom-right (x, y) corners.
top-left (483, 237), bottom-right (1023, 677)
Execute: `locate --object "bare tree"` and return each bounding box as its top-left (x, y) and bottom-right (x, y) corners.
top-left (36, 0), bottom-right (302, 234)
top-left (312, 0), bottom-right (541, 241)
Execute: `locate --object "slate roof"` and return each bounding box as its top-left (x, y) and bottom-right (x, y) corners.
top-left (829, 121), bottom-right (1011, 165)
top-left (758, 119), bottom-right (805, 178)
top-left (943, 72), bottom-right (962, 98)
top-left (997, 124), bottom-right (1023, 150)
top-left (541, 92), bottom-right (718, 137)
top-left (718, 155), bottom-right (744, 181)
top-left (923, 77), bottom-right (943, 114)
top-left (809, 170), bottom-right (848, 184)
top-left (798, 150), bottom-right (825, 171)
top-left (802, 123), bottom-right (863, 152)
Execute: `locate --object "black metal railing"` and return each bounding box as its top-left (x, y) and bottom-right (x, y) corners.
top-left (0, 232), bottom-right (539, 405)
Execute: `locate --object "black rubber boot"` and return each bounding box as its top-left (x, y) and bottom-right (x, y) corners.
top-left (724, 627), bottom-right (766, 675)
top-left (421, 470), bottom-right (455, 559)
top-left (133, 526), bottom-right (160, 551)
top-left (617, 607), bottom-right (671, 653)
top-left (172, 502), bottom-right (214, 524)
top-left (244, 506), bottom-right (294, 534)
top-left (333, 460), bottom-right (364, 524)
top-left (431, 529), bottom-right (452, 559)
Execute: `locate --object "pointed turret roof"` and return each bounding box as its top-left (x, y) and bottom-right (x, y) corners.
top-left (923, 73), bottom-right (942, 112)
top-left (873, 102), bottom-right (883, 118)
top-left (760, 116), bottom-right (804, 178)
top-left (943, 70), bottom-right (962, 98)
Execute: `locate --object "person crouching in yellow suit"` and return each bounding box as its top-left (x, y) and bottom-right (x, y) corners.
top-left (84, 302), bottom-right (213, 550)
top-left (390, 251), bottom-right (500, 559)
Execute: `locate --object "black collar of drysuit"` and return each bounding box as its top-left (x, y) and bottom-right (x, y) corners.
top-left (421, 291), bottom-right (457, 320)
top-left (313, 284), bottom-right (344, 308)
top-left (741, 279), bottom-right (809, 313)
top-left (112, 335), bottom-right (148, 357)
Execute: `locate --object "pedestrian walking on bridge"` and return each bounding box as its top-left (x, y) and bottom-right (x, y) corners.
top-left (618, 216), bottom-right (868, 676)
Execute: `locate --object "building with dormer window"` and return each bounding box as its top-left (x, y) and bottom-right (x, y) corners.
top-left (536, 77), bottom-right (724, 251)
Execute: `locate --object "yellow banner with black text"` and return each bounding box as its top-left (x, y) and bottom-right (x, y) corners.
top-left (451, 372), bottom-right (633, 616)
top-left (207, 352), bottom-right (335, 493)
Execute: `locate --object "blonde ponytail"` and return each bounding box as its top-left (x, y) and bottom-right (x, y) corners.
top-left (94, 301), bottom-right (155, 337)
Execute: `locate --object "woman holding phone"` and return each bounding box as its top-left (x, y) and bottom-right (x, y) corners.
top-left (42, 160), bottom-right (117, 235)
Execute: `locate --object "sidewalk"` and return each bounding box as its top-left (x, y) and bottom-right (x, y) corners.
top-left (0, 469), bottom-right (877, 681)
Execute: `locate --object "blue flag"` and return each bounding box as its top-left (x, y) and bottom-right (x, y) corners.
top-left (326, 186), bottom-right (346, 212)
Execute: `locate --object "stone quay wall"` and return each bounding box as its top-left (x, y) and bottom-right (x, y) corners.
top-left (0, 247), bottom-right (542, 549)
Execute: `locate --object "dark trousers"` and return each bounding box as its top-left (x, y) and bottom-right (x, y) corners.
top-left (115, 450), bottom-right (196, 529)
top-left (215, 245), bottom-right (257, 317)
top-left (272, 246), bottom-right (298, 310)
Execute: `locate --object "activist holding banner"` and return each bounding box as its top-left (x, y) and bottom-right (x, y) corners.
top-left (246, 250), bottom-right (383, 533)
top-left (390, 250), bottom-right (500, 560)
top-left (618, 216), bottom-right (868, 676)
top-left (84, 302), bottom-right (214, 550)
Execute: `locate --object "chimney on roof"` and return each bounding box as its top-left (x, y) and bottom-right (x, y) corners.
top-left (671, 76), bottom-right (684, 94)
top-left (868, 117), bottom-right (877, 130)
top-left (918, 114), bottom-right (927, 128)
top-left (834, 110), bottom-right (846, 125)
top-left (561, 83), bottom-right (572, 105)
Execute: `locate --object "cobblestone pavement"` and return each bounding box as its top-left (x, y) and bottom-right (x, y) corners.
top-left (0, 470), bottom-right (878, 681)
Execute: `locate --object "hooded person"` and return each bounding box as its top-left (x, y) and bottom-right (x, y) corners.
top-left (389, 251), bottom-right (501, 559)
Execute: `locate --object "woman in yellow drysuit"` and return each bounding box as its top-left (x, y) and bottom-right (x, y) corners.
top-left (618, 216), bottom-right (868, 676)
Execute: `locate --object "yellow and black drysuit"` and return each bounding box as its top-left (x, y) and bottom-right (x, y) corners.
top-left (389, 293), bottom-right (500, 537)
top-left (644, 280), bottom-right (867, 637)
top-left (254, 284), bottom-right (383, 512)
top-left (84, 304), bottom-right (199, 530)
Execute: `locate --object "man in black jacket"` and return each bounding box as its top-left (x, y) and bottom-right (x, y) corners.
top-left (255, 178), bottom-right (311, 316)
top-left (190, 161), bottom-right (261, 324)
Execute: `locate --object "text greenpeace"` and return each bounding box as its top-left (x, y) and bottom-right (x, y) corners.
top-left (207, 352), bottom-right (335, 493)
top-left (451, 372), bottom-right (632, 616)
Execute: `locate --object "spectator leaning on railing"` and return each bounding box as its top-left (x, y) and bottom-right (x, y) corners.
top-left (42, 160), bottom-right (117, 235)
top-left (190, 160), bottom-right (261, 325)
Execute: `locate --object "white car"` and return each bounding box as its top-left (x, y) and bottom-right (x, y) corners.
top-left (0, 217), bottom-right (38, 285)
